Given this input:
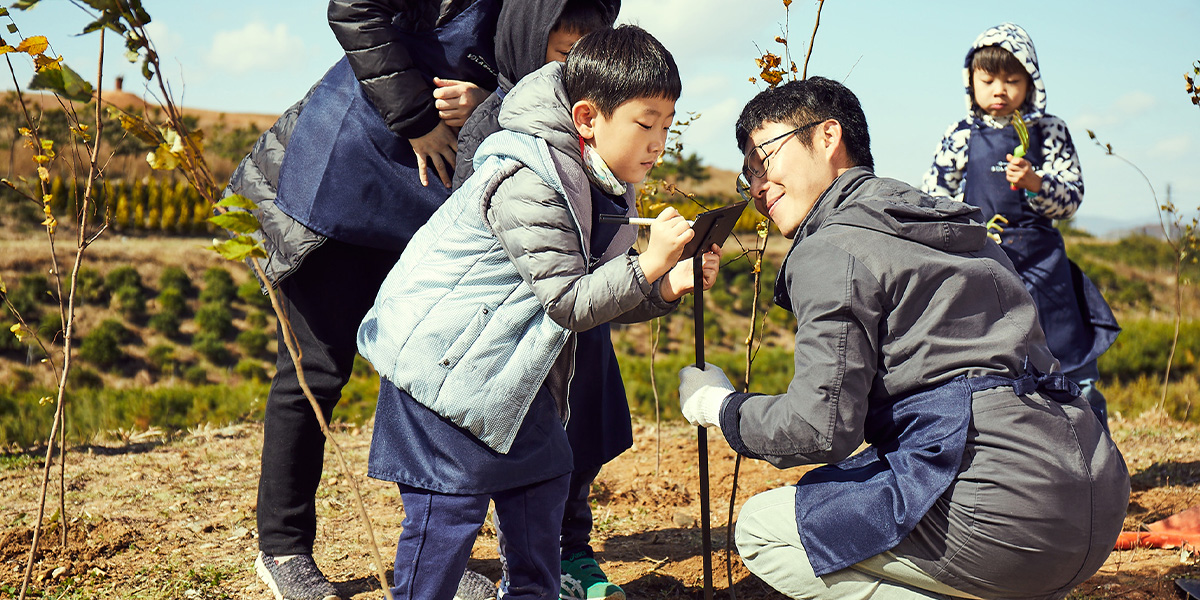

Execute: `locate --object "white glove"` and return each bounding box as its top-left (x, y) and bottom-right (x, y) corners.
top-left (678, 362), bottom-right (736, 429)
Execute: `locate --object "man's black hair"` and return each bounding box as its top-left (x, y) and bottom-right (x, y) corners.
top-left (553, 0), bottom-right (617, 36)
top-left (564, 24), bottom-right (681, 116)
top-left (734, 77), bottom-right (874, 170)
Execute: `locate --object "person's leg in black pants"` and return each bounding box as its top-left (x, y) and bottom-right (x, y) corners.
top-left (257, 239), bottom-right (400, 556)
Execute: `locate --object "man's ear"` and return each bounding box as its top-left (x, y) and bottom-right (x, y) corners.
top-left (819, 119), bottom-right (844, 160)
top-left (572, 100), bottom-right (599, 140)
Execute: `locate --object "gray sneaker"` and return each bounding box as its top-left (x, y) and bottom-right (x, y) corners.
top-left (454, 569), bottom-right (497, 600)
top-left (255, 552), bottom-right (341, 600)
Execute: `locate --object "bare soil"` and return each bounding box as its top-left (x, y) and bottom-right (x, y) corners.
top-left (1, 411), bottom-right (1197, 599)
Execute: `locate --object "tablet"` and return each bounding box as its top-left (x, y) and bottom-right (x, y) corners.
top-left (681, 201), bottom-right (748, 258)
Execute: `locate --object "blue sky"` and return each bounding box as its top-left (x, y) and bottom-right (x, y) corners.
top-left (9, 0), bottom-right (1198, 234)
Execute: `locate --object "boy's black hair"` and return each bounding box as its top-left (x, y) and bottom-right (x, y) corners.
top-left (563, 24), bottom-right (681, 116)
top-left (734, 77), bottom-right (874, 170)
top-left (553, 0), bottom-right (616, 36)
top-left (968, 45), bottom-right (1032, 110)
top-left (970, 45), bottom-right (1027, 78)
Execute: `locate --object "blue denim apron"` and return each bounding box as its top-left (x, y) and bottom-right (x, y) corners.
top-left (274, 0), bottom-right (500, 251)
top-left (964, 123), bottom-right (1118, 372)
top-left (796, 368), bottom-right (1081, 576)
top-left (566, 184), bottom-right (636, 470)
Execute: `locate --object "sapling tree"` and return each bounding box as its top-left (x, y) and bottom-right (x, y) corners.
top-left (7, 2), bottom-right (395, 598)
top-left (1087, 123), bottom-right (1199, 416)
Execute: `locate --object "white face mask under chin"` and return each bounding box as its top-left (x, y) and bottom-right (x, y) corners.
top-left (579, 137), bottom-right (627, 196)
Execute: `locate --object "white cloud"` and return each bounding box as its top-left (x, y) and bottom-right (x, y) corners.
top-left (1150, 134), bottom-right (1192, 159)
top-left (1073, 90), bottom-right (1158, 134)
top-left (206, 22), bottom-right (305, 75)
top-left (1114, 90), bottom-right (1156, 115)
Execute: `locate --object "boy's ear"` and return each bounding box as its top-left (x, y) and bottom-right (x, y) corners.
top-left (572, 100), bottom-right (599, 140)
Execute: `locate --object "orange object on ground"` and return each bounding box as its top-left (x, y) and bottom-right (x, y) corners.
top-left (1148, 504), bottom-right (1200, 534)
top-left (1115, 531), bottom-right (1200, 550)
top-left (1114, 504), bottom-right (1200, 551)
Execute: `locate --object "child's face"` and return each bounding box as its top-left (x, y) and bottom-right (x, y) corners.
top-left (972, 68), bottom-right (1029, 118)
top-left (578, 96), bottom-right (675, 184)
top-left (545, 27), bottom-right (584, 64)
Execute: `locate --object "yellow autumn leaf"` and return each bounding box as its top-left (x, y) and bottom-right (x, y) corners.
top-left (32, 53), bottom-right (62, 72)
top-left (36, 166), bottom-right (49, 183)
top-left (42, 194), bottom-right (52, 205)
top-left (33, 154), bottom-right (49, 164)
top-left (38, 396), bottom-right (53, 405)
top-left (147, 144), bottom-right (179, 170)
top-left (18, 127), bottom-right (30, 137)
top-left (42, 214), bottom-right (56, 233)
top-left (0, 45), bottom-right (15, 55)
top-left (0, 273), bottom-right (6, 294)
top-left (161, 126), bottom-right (184, 154)
top-left (16, 35), bottom-right (48, 55)
top-left (10, 323), bottom-right (27, 342)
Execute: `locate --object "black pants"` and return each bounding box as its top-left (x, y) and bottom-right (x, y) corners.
top-left (257, 238), bottom-right (400, 555)
top-left (255, 238), bottom-right (605, 556)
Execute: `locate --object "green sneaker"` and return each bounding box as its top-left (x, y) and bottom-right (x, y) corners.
top-left (559, 550), bottom-right (624, 600)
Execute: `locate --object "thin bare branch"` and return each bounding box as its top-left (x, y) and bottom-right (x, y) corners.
top-left (801, 0), bottom-right (825, 80)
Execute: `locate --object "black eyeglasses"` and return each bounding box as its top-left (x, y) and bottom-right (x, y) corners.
top-left (740, 120), bottom-right (824, 180)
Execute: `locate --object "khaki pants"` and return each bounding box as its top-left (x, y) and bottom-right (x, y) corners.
top-left (735, 486), bottom-right (981, 600)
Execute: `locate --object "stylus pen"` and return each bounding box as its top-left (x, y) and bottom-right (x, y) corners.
top-left (598, 214), bottom-right (695, 226)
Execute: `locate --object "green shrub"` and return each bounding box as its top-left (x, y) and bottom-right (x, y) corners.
top-left (199, 267), bottom-right (236, 305)
top-left (67, 367), bottom-right (104, 390)
top-left (237, 280), bottom-right (271, 309)
top-left (6, 274), bottom-right (51, 319)
top-left (147, 343), bottom-right (178, 374)
top-left (37, 313), bottom-right (62, 344)
top-left (73, 267), bottom-right (109, 305)
top-left (159, 266), bottom-right (195, 296)
top-left (246, 310), bottom-right (269, 329)
top-left (236, 329), bottom-right (270, 358)
top-left (104, 265), bottom-right (143, 292)
top-left (195, 302), bottom-right (234, 338)
top-left (193, 330), bottom-right (232, 365)
top-left (156, 286), bottom-right (188, 317)
top-left (79, 319), bottom-right (128, 369)
top-left (1099, 319), bottom-right (1200, 382)
top-left (1073, 256), bottom-right (1153, 308)
top-left (183, 365), bottom-right (209, 385)
top-left (94, 318), bottom-right (134, 344)
top-left (11, 368), bottom-right (35, 391)
top-left (115, 284), bottom-right (147, 322)
top-left (234, 359), bottom-right (269, 381)
top-left (148, 311), bottom-right (181, 336)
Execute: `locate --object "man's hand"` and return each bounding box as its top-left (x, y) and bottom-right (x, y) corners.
top-left (1005, 153), bottom-right (1042, 194)
top-left (679, 362), bottom-right (735, 429)
top-left (433, 78), bottom-right (488, 128)
top-left (410, 120), bottom-right (458, 188)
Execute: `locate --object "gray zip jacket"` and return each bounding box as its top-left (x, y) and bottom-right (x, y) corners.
top-left (721, 167), bottom-right (1058, 465)
top-left (358, 62), bottom-right (676, 452)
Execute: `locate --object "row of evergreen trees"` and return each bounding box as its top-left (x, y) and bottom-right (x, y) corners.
top-left (38, 176), bottom-right (218, 234)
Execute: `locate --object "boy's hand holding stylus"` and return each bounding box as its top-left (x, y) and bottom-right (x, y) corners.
top-left (637, 207), bottom-right (723, 302)
top-left (638, 207), bottom-right (693, 282)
